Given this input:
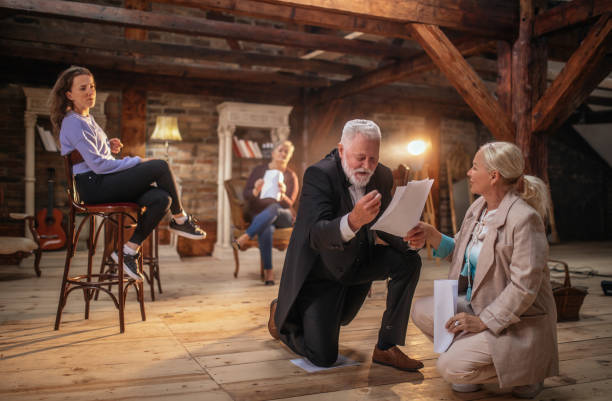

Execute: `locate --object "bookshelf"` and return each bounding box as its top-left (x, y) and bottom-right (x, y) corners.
top-left (231, 127), bottom-right (276, 179)
top-left (215, 102), bottom-right (293, 257)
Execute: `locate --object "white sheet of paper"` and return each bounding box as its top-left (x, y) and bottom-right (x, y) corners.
top-left (433, 279), bottom-right (458, 353)
top-left (290, 354), bottom-right (359, 373)
top-left (260, 169), bottom-right (284, 201)
top-left (370, 178), bottom-right (434, 237)
top-left (36, 125), bottom-right (59, 152)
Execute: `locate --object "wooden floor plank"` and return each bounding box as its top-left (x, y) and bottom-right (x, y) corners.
top-left (1, 241), bottom-right (610, 400)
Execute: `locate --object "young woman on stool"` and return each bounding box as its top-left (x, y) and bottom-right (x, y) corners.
top-left (50, 66), bottom-right (206, 281)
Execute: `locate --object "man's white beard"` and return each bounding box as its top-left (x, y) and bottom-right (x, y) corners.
top-left (341, 157), bottom-right (373, 188)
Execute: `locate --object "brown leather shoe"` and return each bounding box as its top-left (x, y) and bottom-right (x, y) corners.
top-left (268, 299), bottom-right (280, 340)
top-left (372, 346), bottom-right (424, 371)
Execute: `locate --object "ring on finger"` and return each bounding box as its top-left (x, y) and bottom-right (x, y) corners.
top-left (454, 321), bottom-right (460, 327)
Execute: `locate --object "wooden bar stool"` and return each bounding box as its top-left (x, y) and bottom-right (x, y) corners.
top-left (54, 152), bottom-right (146, 333)
top-left (142, 227), bottom-right (162, 301)
top-left (98, 225), bottom-right (162, 301)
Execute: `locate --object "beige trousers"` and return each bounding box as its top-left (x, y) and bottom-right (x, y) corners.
top-left (411, 296), bottom-right (498, 384)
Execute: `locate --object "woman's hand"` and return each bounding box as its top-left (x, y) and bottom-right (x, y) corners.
top-left (446, 312), bottom-right (487, 334)
top-left (278, 181), bottom-right (287, 196)
top-left (109, 138), bottom-right (123, 154)
top-left (252, 178), bottom-right (264, 197)
top-left (404, 225), bottom-right (426, 249)
top-left (404, 221), bottom-right (442, 249)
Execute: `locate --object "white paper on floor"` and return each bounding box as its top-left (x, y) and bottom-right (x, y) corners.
top-left (290, 354), bottom-right (360, 372)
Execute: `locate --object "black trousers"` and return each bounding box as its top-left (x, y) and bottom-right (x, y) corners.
top-left (75, 159), bottom-right (182, 244)
top-left (283, 245), bottom-right (421, 367)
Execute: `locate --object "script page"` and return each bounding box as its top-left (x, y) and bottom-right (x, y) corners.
top-left (371, 178), bottom-right (434, 237)
top-left (433, 279), bottom-right (458, 353)
top-left (260, 169), bottom-right (283, 201)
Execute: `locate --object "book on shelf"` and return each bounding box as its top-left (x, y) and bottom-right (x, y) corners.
top-left (233, 137), bottom-right (264, 159)
top-left (232, 136), bottom-right (243, 158)
top-left (236, 139), bottom-right (251, 158)
top-left (249, 140), bottom-right (263, 158)
top-left (242, 140), bottom-right (256, 158)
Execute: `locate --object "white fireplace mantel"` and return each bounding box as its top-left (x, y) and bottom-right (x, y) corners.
top-left (214, 102), bottom-right (293, 258)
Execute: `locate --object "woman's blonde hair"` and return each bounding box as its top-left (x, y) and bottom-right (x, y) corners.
top-left (480, 141), bottom-right (551, 220)
top-left (48, 66), bottom-right (93, 137)
top-left (274, 139), bottom-right (295, 156)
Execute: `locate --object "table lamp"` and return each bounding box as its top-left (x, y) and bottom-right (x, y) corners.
top-left (150, 116), bottom-right (182, 160)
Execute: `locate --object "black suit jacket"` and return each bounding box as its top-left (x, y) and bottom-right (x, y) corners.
top-left (275, 149), bottom-right (411, 333)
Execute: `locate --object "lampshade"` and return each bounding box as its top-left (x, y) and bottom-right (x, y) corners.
top-left (151, 116), bottom-right (182, 142)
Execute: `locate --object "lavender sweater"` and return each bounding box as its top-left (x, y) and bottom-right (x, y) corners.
top-left (59, 111), bottom-right (141, 175)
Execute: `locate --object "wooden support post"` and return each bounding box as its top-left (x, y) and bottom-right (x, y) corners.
top-left (305, 99), bottom-right (347, 165)
top-left (121, 0), bottom-right (148, 158)
top-left (513, 0), bottom-right (534, 172)
top-left (496, 41), bottom-right (512, 116)
top-left (424, 115), bottom-right (440, 229)
top-left (529, 37), bottom-right (549, 181)
top-left (512, 0), bottom-right (549, 179)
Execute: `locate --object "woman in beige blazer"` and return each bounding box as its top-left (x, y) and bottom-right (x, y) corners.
top-left (406, 141), bottom-right (558, 399)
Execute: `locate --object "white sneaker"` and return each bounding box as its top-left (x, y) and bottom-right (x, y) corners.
top-left (512, 382), bottom-right (543, 399)
top-left (451, 383), bottom-right (483, 393)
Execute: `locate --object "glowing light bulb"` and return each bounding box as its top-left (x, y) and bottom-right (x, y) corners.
top-left (407, 140), bottom-right (427, 156)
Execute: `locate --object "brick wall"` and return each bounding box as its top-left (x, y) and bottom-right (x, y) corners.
top-left (145, 92), bottom-right (222, 221)
top-left (0, 85), bottom-right (26, 235)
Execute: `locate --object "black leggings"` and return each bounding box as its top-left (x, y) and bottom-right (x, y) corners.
top-left (75, 159), bottom-right (182, 245)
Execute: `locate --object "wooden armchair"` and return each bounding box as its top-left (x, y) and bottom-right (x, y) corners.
top-left (224, 178), bottom-right (292, 280)
top-left (0, 213), bottom-right (42, 276)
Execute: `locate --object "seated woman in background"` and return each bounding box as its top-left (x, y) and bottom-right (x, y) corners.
top-left (232, 140), bottom-right (299, 285)
top-left (406, 141), bottom-right (558, 399)
top-left (50, 65), bottom-right (206, 281)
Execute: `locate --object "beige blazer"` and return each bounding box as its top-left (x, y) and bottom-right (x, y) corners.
top-left (448, 192), bottom-right (559, 387)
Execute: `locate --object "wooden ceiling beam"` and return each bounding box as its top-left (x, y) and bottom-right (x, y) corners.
top-left (0, 24), bottom-right (363, 76)
top-left (0, 0), bottom-right (408, 59)
top-left (408, 23), bottom-right (514, 142)
top-left (0, 39), bottom-right (331, 87)
top-left (534, 0), bottom-right (612, 36)
top-left (2, 56), bottom-right (299, 102)
top-left (152, 0), bottom-right (414, 39)
top-left (259, 0), bottom-right (517, 38)
top-left (532, 13), bottom-right (612, 134)
top-left (309, 39), bottom-right (494, 106)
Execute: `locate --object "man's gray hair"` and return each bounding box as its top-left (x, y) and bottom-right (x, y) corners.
top-left (340, 119), bottom-right (381, 146)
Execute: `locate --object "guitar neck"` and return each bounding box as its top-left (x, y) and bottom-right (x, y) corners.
top-left (47, 179), bottom-right (55, 218)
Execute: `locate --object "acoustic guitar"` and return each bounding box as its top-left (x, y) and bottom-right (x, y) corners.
top-left (36, 168), bottom-right (66, 250)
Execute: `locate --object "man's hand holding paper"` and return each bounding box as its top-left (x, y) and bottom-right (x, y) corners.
top-left (348, 190), bottom-right (381, 232)
top-left (371, 179), bottom-right (434, 238)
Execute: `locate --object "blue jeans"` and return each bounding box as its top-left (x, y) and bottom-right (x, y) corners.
top-left (246, 203), bottom-right (293, 270)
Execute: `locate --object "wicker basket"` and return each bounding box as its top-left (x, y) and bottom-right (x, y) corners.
top-left (549, 259), bottom-right (588, 322)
